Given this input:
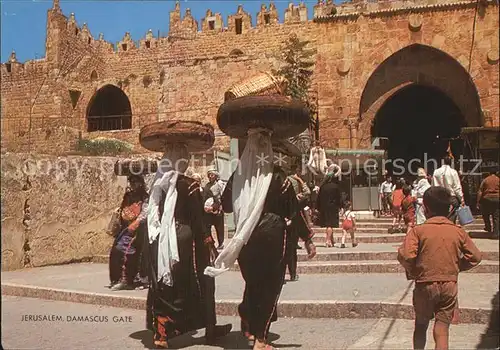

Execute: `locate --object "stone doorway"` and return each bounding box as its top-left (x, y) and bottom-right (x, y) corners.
top-left (359, 44), bottom-right (483, 176)
top-left (86, 85), bottom-right (132, 132)
top-left (371, 84), bottom-right (466, 176)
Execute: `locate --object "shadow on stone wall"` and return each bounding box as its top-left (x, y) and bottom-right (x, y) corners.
top-left (1, 153), bottom-right (128, 271)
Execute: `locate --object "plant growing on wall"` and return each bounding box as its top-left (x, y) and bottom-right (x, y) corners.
top-left (76, 137), bottom-right (134, 156)
top-left (272, 33), bottom-right (317, 153)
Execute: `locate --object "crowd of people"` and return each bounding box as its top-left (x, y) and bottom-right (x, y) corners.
top-left (375, 156), bottom-right (499, 238)
top-left (102, 69), bottom-right (497, 349)
top-left (105, 149), bottom-right (498, 349)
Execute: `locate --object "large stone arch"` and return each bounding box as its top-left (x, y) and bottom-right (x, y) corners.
top-left (86, 84), bottom-right (132, 132)
top-left (357, 44), bottom-right (483, 147)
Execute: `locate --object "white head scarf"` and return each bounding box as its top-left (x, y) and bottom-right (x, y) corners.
top-left (204, 127), bottom-right (274, 277)
top-left (147, 143), bottom-right (189, 286)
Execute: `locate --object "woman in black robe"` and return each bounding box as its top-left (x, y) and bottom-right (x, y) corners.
top-left (317, 173), bottom-right (341, 247)
top-left (146, 173), bottom-right (231, 348)
top-left (221, 165), bottom-right (315, 348)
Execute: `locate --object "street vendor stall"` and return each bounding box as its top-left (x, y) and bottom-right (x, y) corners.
top-left (325, 149), bottom-right (386, 211)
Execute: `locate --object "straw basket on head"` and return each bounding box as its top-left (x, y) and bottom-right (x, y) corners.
top-left (224, 72), bottom-right (288, 101)
top-left (218, 73), bottom-right (310, 140)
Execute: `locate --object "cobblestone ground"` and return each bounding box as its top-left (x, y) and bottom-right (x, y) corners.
top-left (2, 296), bottom-right (498, 350)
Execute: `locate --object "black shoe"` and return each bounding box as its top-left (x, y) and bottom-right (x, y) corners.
top-left (205, 324), bottom-right (232, 344)
top-left (290, 275), bottom-right (299, 282)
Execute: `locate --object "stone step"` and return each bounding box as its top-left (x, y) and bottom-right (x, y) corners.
top-left (244, 260), bottom-right (499, 274)
top-left (310, 226), bottom-right (487, 233)
top-left (94, 243), bottom-right (498, 264)
top-left (230, 233), bottom-right (409, 244)
top-left (2, 264), bottom-right (497, 324)
top-left (346, 222), bottom-right (485, 230)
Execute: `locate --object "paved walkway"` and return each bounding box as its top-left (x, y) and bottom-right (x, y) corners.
top-left (2, 296), bottom-right (498, 349)
top-left (2, 263), bottom-right (498, 309)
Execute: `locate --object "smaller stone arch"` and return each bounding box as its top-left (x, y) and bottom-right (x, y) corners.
top-left (90, 70), bottom-right (98, 82)
top-left (229, 49), bottom-right (245, 57)
top-left (86, 84), bottom-right (132, 132)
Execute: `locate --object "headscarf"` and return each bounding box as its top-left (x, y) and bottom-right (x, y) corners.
top-left (147, 143), bottom-right (189, 286)
top-left (207, 169), bottom-right (220, 179)
top-left (204, 127), bottom-right (274, 277)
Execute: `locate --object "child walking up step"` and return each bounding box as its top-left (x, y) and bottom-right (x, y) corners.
top-left (390, 180), bottom-right (405, 233)
top-left (401, 185), bottom-right (416, 234)
top-left (398, 186), bottom-right (482, 350)
top-left (340, 201), bottom-right (357, 248)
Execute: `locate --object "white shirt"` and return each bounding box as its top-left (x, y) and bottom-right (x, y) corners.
top-left (415, 178), bottom-right (431, 204)
top-left (380, 181), bottom-right (395, 194)
top-left (432, 165), bottom-right (463, 199)
top-left (343, 210), bottom-right (355, 221)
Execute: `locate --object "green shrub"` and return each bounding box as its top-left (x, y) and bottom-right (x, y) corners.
top-left (76, 137), bottom-right (134, 156)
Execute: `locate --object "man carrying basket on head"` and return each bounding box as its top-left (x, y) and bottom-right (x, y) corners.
top-left (204, 73), bottom-right (316, 350)
top-left (139, 121), bottom-right (231, 348)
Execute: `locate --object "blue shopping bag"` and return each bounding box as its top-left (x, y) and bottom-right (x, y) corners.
top-left (457, 206), bottom-right (474, 226)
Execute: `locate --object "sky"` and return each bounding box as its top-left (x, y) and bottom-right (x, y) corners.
top-left (1, 0), bottom-right (328, 63)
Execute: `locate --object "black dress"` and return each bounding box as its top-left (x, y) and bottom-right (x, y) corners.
top-left (222, 166), bottom-right (299, 340)
top-left (146, 175), bottom-right (216, 344)
top-left (317, 178), bottom-right (341, 228)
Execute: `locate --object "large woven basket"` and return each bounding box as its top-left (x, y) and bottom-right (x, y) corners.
top-left (224, 72), bottom-right (288, 101)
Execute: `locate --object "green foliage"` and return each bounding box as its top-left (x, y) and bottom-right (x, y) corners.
top-left (273, 34), bottom-right (317, 152)
top-left (76, 137), bottom-right (134, 156)
top-left (273, 34), bottom-right (316, 108)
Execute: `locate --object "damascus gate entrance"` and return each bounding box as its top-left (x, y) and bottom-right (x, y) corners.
top-left (361, 44), bottom-right (483, 176)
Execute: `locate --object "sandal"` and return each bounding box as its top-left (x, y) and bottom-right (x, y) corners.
top-left (153, 340), bottom-right (168, 348)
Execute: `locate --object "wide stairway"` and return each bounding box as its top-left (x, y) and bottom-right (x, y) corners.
top-left (2, 217), bottom-right (498, 348)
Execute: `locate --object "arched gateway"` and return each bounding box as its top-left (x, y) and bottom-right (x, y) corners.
top-left (359, 44), bottom-right (483, 175)
top-left (86, 84), bottom-right (132, 132)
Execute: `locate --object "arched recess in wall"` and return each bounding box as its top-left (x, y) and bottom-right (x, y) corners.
top-left (86, 84), bottom-right (132, 132)
top-left (358, 44), bottom-right (483, 173)
top-left (229, 49), bottom-right (245, 57)
top-left (90, 70), bottom-right (98, 82)
top-left (359, 44), bottom-right (482, 130)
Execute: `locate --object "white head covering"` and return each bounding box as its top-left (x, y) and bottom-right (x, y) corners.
top-left (204, 127), bottom-right (274, 277)
top-left (417, 168), bottom-right (427, 178)
top-left (147, 143), bottom-right (189, 286)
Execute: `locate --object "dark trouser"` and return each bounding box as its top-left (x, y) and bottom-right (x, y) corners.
top-left (382, 193), bottom-right (392, 214)
top-left (238, 213), bottom-right (287, 340)
top-left (146, 223), bottom-right (209, 342)
top-left (135, 224), bottom-right (149, 283)
top-left (285, 230), bottom-right (299, 279)
top-left (448, 196), bottom-right (461, 224)
top-left (109, 232), bottom-right (139, 285)
top-left (481, 197), bottom-right (500, 236)
top-left (206, 213), bottom-right (225, 246)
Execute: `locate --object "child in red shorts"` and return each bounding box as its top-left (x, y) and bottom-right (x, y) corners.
top-left (401, 185), bottom-right (416, 233)
top-left (390, 180), bottom-right (405, 233)
top-left (397, 187), bottom-right (482, 350)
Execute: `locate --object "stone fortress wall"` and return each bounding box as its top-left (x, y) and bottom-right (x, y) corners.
top-left (1, 0), bottom-right (498, 154)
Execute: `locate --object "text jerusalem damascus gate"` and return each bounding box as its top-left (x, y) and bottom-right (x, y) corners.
top-left (0, 0), bottom-right (499, 349)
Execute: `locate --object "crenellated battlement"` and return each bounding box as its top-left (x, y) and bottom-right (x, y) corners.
top-left (3, 0), bottom-right (492, 67)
